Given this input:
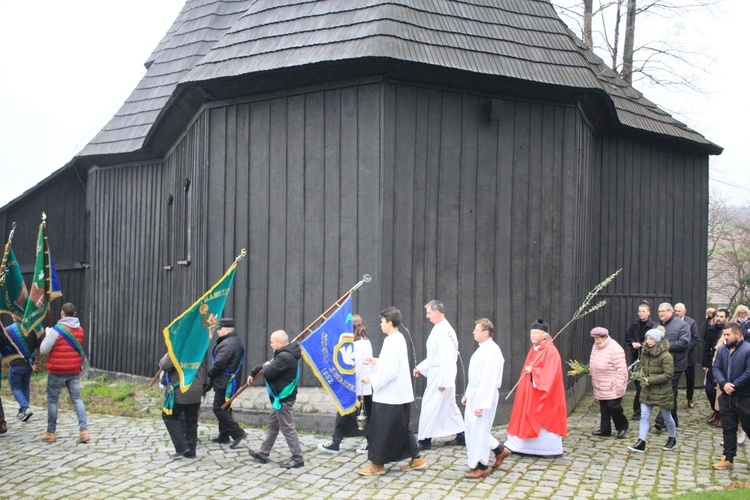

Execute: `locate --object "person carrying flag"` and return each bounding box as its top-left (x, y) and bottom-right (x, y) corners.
top-left (247, 330), bottom-right (304, 469)
top-left (5, 320), bottom-right (38, 423)
top-left (39, 303), bottom-right (89, 443)
top-left (207, 318), bottom-right (247, 448)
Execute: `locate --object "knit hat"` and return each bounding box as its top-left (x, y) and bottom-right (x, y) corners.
top-left (590, 327), bottom-right (609, 338)
top-left (645, 328), bottom-right (664, 342)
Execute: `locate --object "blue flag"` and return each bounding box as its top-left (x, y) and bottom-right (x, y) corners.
top-left (163, 258), bottom-right (239, 392)
top-left (300, 295), bottom-right (358, 415)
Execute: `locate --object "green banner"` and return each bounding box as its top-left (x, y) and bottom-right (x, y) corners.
top-left (163, 256), bottom-right (241, 392)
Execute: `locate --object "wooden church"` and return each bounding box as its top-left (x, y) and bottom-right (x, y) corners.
top-left (0, 0), bottom-right (721, 419)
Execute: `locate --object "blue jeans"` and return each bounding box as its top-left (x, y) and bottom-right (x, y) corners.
top-left (47, 373), bottom-right (87, 432)
top-left (639, 403), bottom-right (675, 441)
top-left (9, 363), bottom-right (32, 412)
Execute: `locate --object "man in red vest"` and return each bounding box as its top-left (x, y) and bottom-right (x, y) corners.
top-left (39, 302), bottom-right (89, 444)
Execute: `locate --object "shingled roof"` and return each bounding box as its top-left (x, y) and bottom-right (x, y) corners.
top-left (79, 0), bottom-right (720, 158)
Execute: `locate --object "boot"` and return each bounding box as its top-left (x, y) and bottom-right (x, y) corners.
top-left (76, 429), bottom-right (90, 443)
top-left (627, 439), bottom-right (646, 453)
top-left (663, 436), bottom-right (676, 451)
top-left (41, 431), bottom-right (57, 442)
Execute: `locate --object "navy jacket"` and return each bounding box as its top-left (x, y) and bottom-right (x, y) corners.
top-left (712, 339), bottom-right (750, 399)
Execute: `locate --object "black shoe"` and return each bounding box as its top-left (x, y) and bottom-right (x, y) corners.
top-left (281, 458), bottom-right (304, 469)
top-left (592, 429), bottom-right (611, 437)
top-left (444, 437), bottom-right (466, 446)
top-left (248, 449), bottom-right (268, 464)
top-left (627, 439), bottom-right (646, 453)
top-left (184, 452), bottom-right (196, 459)
top-left (663, 437), bottom-right (676, 451)
top-left (653, 423), bottom-right (665, 431)
top-left (229, 432), bottom-right (247, 449)
top-left (418, 439), bottom-right (432, 451)
top-left (631, 413), bottom-right (641, 421)
top-left (211, 436), bottom-right (230, 444)
top-left (616, 427), bottom-right (629, 439)
top-left (170, 450), bottom-right (189, 459)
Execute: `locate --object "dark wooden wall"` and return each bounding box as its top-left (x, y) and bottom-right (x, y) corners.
top-left (588, 136), bottom-right (709, 346)
top-left (0, 169), bottom-right (87, 335)
top-left (85, 113), bottom-right (209, 376)
top-left (205, 83), bottom-right (383, 383)
top-left (380, 82), bottom-right (599, 412)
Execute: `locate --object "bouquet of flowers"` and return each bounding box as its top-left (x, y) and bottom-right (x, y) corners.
top-left (566, 359), bottom-right (590, 377)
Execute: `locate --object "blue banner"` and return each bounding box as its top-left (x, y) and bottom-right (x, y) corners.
top-left (300, 295), bottom-right (357, 415)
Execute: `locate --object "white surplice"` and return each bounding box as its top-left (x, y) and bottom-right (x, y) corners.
top-left (416, 318), bottom-right (465, 440)
top-left (464, 337), bottom-right (505, 468)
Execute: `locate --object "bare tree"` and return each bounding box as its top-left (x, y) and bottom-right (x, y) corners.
top-left (707, 195), bottom-right (750, 307)
top-left (550, 0), bottom-right (720, 92)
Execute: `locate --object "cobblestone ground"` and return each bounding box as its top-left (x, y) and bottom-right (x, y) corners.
top-left (0, 390), bottom-right (748, 499)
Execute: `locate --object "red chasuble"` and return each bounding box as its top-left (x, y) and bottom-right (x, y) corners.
top-left (507, 337), bottom-right (568, 438)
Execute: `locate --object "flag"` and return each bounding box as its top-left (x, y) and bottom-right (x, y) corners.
top-left (300, 295), bottom-right (358, 415)
top-left (163, 258), bottom-right (240, 393)
top-left (0, 226), bottom-right (28, 320)
top-left (21, 217), bottom-right (62, 337)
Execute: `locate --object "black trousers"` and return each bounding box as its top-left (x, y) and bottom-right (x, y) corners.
top-left (718, 392), bottom-right (750, 462)
top-left (163, 402), bottom-right (201, 454)
top-left (333, 395), bottom-right (372, 441)
top-left (212, 389), bottom-right (245, 440)
top-left (599, 398), bottom-right (628, 434)
top-left (684, 365), bottom-right (695, 401)
top-left (632, 380), bottom-right (642, 414)
top-left (705, 369), bottom-right (717, 411)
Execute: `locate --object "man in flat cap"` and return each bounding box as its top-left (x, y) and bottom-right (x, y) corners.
top-left (207, 318), bottom-right (247, 448)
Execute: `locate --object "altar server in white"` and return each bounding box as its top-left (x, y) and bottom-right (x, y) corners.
top-left (415, 300), bottom-right (465, 449)
top-left (462, 318), bottom-right (508, 479)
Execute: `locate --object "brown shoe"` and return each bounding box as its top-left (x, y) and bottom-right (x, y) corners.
top-left (465, 468), bottom-right (491, 479)
top-left (492, 447), bottom-right (511, 468)
top-left (707, 412), bottom-right (719, 424)
top-left (0, 421), bottom-right (7, 434)
top-left (41, 431), bottom-right (57, 443)
top-left (712, 457), bottom-right (734, 470)
top-left (76, 430), bottom-right (90, 444)
top-left (356, 464), bottom-right (386, 476)
top-left (687, 399), bottom-right (695, 409)
top-left (399, 456), bottom-right (426, 471)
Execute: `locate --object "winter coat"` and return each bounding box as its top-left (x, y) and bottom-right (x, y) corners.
top-left (661, 315), bottom-right (690, 372)
top-left (589, 337), bottom-right (628, 401)
top-left (250, 343), bottom-right (302, 404)
top-left (625, 318), bottom-right (656, 362)
top-left (712, 339), bottom-right (750, 399)
top-left (159, 353), bottom-right (207, 405)
top-left (207, 332), bottom-right (244, 390)
top-left (640, 338), bottom-right (674, 409)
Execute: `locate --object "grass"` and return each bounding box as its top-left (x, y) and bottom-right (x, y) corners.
top-left (670, 484), bottom-right (750, 499)
top-left (1, 369), bottom-right (163, 419)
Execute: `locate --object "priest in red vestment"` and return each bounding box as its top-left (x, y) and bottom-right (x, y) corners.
top-left (504, 319), bottom-right (567, 457)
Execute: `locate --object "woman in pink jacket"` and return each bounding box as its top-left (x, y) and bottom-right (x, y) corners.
top-left (589, 327), bottom-right (630, 438)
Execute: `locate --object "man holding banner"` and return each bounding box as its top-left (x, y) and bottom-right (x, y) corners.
top-left (247, 330), bottom-right (304, 469)
top-left (39, 303), bottom-right (88, 444)
top-left (207, 318), bottom-right (247, 448)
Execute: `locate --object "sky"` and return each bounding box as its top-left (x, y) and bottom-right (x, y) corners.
top-left (0, 0), bottom-right (747, 208)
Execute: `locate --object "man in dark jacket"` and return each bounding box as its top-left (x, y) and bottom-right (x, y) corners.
top-left (625, 301), bottom-right (656, 419)
top-left (711, 322), bottom-right (750, 469)
top-left (6, 320), bottom-right (39, 422)
top-left (674, 303), bottom-right (700, 409)
top-left (247, 330), bottom-right (304, 469)
top-left (654, 303), bottom-right (690, 429)
top-left (207, 318), bottom-right (247, 448)
top-left (159, 352), bottom-right (207, 458)
top-left (704, 308), bottom-right (728, 425)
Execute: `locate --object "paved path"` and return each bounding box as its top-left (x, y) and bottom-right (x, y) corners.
top-left (1, 391), bottom-right (747, 499)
